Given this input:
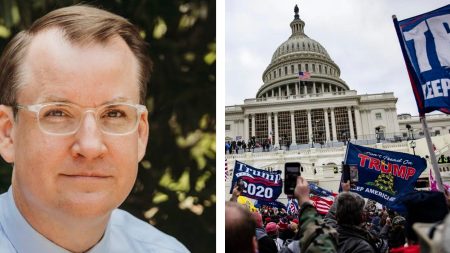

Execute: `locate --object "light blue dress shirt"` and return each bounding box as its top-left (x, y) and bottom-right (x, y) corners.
top-left (0, 187), bottom-right (190, 253)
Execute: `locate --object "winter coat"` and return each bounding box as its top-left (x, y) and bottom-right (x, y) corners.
top-left (337, 224), bottom-right (379, 253)
top-left (255, 227), bottom-right (278, 253)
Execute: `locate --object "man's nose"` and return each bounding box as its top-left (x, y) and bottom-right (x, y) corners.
top-left (70, 112), bottom-right (107, 159)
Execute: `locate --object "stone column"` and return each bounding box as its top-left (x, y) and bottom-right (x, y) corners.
top-left (251, 114), bottom-right (256, 137)
top-left (295, 82), bottom-right (299, 95)
top-left (290, 111), bottom-right (296, 145)
top-left (385, 108), bottom-right (393, 134)
top-left (286, 84), bottom-right (290, 96)
top-left (304, 82), bottom-right (307, 94)
top-left (347, 107), bottom-right (355, 140)
top-left (321, 83), bottom-right (325, 94)
top-left (244, 115), bottom-right (249, 141)
top-left (331, 108), bottom-right (337, 141)
top-left (354, 107), bottom-right (362, 140)
top-left (272, 89), bottom-right (274, 97)
top-left (313, 82), bottom-right (316, 94)
top-left (274, 112), bottom-right (279, 147)
top-left (307, 109), bottom-right (312, 144)
top-left (278, 86), bottom-right (282, 97)
top-left (267, 113), bottom-right (272, 140)
top-left (324, 108), bottom-right (330, 142)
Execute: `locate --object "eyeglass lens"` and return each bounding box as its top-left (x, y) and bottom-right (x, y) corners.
top-left (38, 104), bottom-right (140, 134)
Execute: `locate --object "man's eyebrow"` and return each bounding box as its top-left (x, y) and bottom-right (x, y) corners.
top-left (39, 96), bottom-right (131, 105)
top-left (39, 96), bottom-right (71, 103)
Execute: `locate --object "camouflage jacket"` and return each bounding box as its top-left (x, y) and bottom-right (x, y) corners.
top-left (280, 202), bottom-right (338, 253)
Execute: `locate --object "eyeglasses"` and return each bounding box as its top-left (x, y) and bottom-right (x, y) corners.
top-left (16, 102), bottom-right (147, 136)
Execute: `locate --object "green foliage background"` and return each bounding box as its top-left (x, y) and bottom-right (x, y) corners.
top-left (0, 1), bottom-right (216, 252)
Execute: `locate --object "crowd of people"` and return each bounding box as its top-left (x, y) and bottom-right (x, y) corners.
top-left (226, 178), bottom-right (450, 253)
top-left (225, 136), bottom-right (297, 154)
top-left (225, 137), bottom-right (274, 154)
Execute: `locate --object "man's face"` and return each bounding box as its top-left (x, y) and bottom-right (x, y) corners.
top-left (6, 29), bottom-right (148, 219)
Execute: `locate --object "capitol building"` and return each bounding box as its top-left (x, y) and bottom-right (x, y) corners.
top-left (225, 5), bottom-right (450, 201)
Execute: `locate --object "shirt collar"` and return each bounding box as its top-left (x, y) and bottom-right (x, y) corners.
top-left (0, 187), bottom-right (111, 253)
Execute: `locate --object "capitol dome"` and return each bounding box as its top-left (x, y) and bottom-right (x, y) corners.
top-left (256, 5), bottom-right (349, 98)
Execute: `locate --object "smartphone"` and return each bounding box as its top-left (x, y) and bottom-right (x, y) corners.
top-left (342, 164), bottom-right (358, 184)
top-left (284, 162), bottom-right (301, 195)
top-left (342, 164), bottom-right (350, 183)
top-left (349, 165), bottom-right (359, 184)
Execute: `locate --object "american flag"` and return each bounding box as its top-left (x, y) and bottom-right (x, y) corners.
top-left (310, 195), bottom-right (334, 215)
top-left (308, 183), bottom-right (337, 215)
top-left (225, 158), bottom-right (229, 181)
top-left (298, 71), bottom-right (311, 80)
top-left (309, 183), bottom-right (337, 198)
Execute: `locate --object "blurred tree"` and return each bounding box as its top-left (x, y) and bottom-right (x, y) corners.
top-left (0, 0), bottom-right (216, 252)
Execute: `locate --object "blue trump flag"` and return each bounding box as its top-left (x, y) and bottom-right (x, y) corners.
top-left (343, 143), bottom-right (427, 210)
top-left (393, 4), bottom-right (450, 115)
top-left (230, 161), bottom-right (282, 202)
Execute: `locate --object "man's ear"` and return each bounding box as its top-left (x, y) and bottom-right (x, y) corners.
top-left (0, 105), bottom-right (15, 163)
top-left (137, 111), bottom-right (149, 161)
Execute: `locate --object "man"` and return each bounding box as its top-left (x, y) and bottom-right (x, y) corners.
top-left (252, 212), bottom-right (278, 253)
top-left (0, 5), bottom-right (188, 253)
top-left (225, 201), bottom-right (258, 253)
top-left (279, 176), bottom-right (337, 253)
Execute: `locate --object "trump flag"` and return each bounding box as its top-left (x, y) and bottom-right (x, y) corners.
top-left (394, 4), bottom-right (450, 115)
top-left (344, 143), bottom-right (427, 210)
top-left (230, 161), bottom-right (283, 202)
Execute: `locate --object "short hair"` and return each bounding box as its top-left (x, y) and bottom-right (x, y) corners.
top-left (336, 192), bottom-right (365, 226)
top-left (225, 202), bottom-right (256, 253)
top-left (0, 5), bottom-right (152, 106)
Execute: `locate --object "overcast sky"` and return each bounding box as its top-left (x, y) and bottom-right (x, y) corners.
top-left (225, 0), bottom-right (449, 115)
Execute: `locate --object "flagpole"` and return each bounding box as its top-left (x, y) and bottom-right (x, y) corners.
top-left (421, 115), bottom-right (444, 192)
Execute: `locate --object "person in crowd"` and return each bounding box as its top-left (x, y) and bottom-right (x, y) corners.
top-left (380, 216), bottom-right (407, 249)
top-left (325, 181), bottom-right (387, 253)
top-left (0, 5), bottom-right (188, 252)
top-left (236, 140), bottom-right (241, 154)
top-left (334, 192), bottom-right (387, 253)
top-left (225, 201), bottom-right (258, 253)
top-left (278, 218), bottom-right (295, 244)
top-left (252, 212), bottom-right (278, 253)
top-left (226, 141), bottom-right (231, 154)
top-left (242, 141), bottom-right (247, 152)
top-left (438, 155), bottom-right (446, 164)
top-left (231, 140), bottom-right (237, 154)
top-left (266, 222), bottom-right (283, 251)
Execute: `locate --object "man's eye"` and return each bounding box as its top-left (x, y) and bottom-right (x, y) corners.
top-left (44, 110), bottom-right (68, 117)
top-left (104, 110), bottom-right (126, 118)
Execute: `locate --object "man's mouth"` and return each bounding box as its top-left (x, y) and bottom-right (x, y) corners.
top-left (60, 172), bottom-right (112, 179)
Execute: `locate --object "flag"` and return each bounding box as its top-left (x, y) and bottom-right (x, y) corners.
top-left (393, 4), bottom-right (450, 115)
top-left (286, 198), bottom-right (299, 215)
top-left (344, 143), bottom-right (427, 211)
top-left (230, 161), bottom-right (283, 201)
top-left (309, 183), bottom-right (338, 198)
top-left (225, 158), bottom-right (228, 181)
top-left (310, 195), bottom-right (334, 215)
top-left (308, 183), bottom-right (336, 215)
top-left (298, 71), bottom-right (311, 80)
top-left (254, 200), bottom-right (286, 210)
top-left (429, 168), bottom-right (450, 192)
